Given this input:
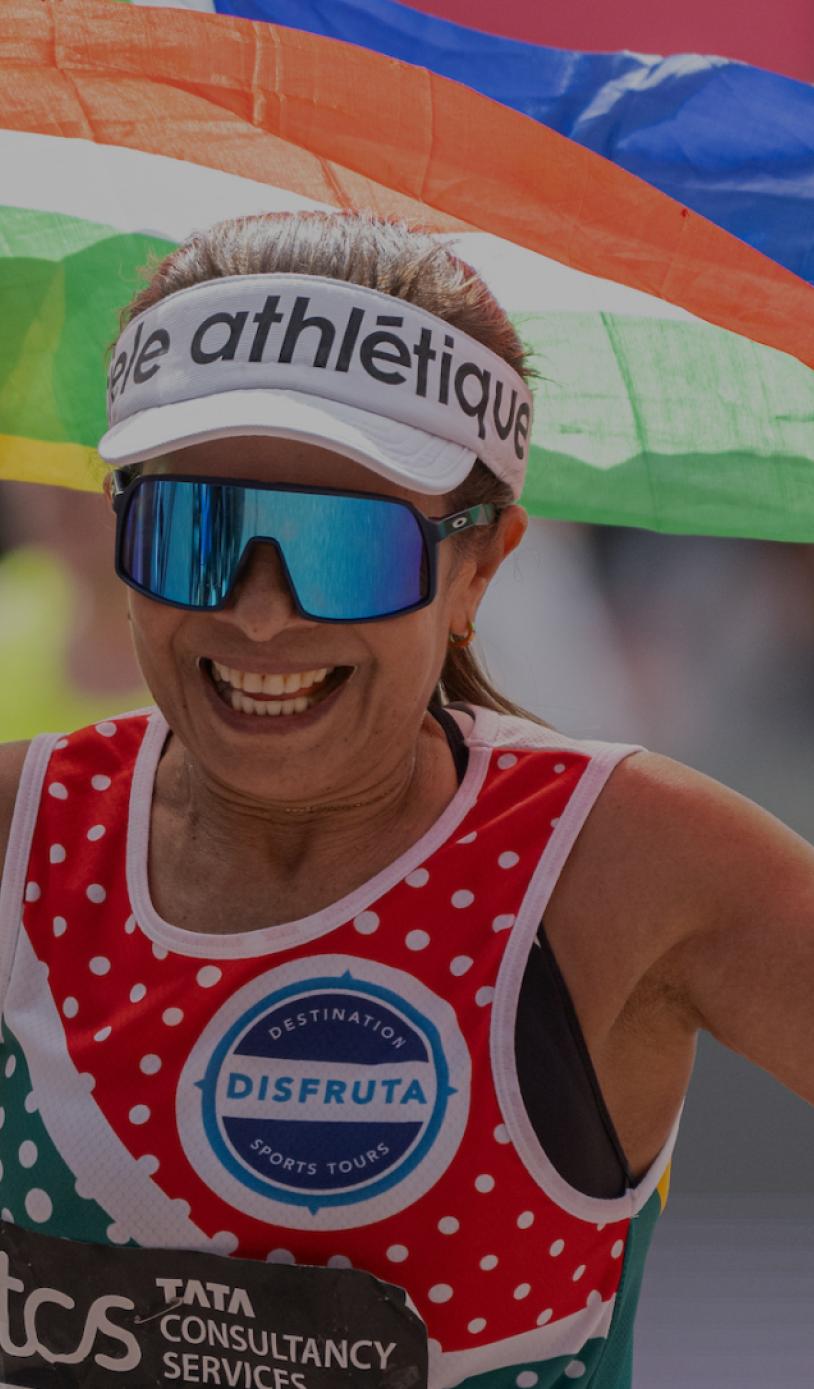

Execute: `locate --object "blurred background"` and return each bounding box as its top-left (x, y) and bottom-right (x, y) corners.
top-left (1, 478), bottom-right (812, 1379)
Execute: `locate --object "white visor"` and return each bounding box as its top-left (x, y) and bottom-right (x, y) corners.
top-left (99, 274), bottom-right (533, 499)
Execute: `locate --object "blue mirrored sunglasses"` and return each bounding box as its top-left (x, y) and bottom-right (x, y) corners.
top-left (111, 466), bottom-right (498, 622)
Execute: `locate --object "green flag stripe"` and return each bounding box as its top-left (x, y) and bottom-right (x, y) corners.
top-left (2, 206), bottom-right (813, 540)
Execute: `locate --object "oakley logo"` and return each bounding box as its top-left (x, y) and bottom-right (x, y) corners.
top-left (108, 292), bottom-right (531, 463)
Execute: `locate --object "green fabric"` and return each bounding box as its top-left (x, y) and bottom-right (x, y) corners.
top-left (0, 1021), bottom-right (136, 1245)
top-left (0, 545), bottom-right (151, 740)
top-left (2, 204), bottom-right (814, 539)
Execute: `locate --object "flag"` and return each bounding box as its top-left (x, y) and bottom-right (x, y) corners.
top-left (2, 0), bottom-right (813, 539)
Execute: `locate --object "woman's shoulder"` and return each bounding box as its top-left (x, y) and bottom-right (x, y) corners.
top-left (0, 738), bottom-right (33, 884)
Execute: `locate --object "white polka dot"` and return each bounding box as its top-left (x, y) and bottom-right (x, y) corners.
top-left (450, 955), bottom-right (473, 975)
top-left (428, 1284), bottom-right (453, 1303)
top-left (405, 929), bottom-right (430, 951)
top-left (611, 1239), bottom-right (625, 1258)
top-left (162, 1008), bottom-right (183, 1027)
top-left (353, 911), bottom-right (379, 934)
top-left (493, 1124), bottom-right (510, 1145)
top-left (4, 1056), bottom-right (15, 1079)
top-left (62, 997), bottom-right (78, 1019)
top-left (550, 817), bottom-right (560, 828)
top-left (467, 1318), bottom-right (487, 1334)
top-left (87, 824), bottom-right (106, 842)
top-left (107, 1222), bottom-right (130, 1245)
top-left (451, 889), bottom-right (474, 908)
top-left (171, 1198), bottom-right (191, 1218)
top-left (93, 1026), bottom-right (112, 1043)
top-left (137, 1154), bottom-right (159, 1176)
top-left (572, 1264), bottom-right (586, 1281)
top-left (327, 1254), bottom-right (352, 1269)
top-left (76, 1175), bottom-right (97, 1201)
top-left (564, 1363), bottom-right (586, 1379)
top-left (86, 884), bottom-right (106, 904)
top-left (266, 1248), bottom-right (295, 1264)
top-left (52, 917), bottom-right (67, 937)
top-left (95, 722), bottom-right (118, 737)
top-left (517, 1210), bottom-right (534, 1230)
top-left (80, 1073), bottom-right (95, 1092)
top-left (554, 762), bottom-right (566, 774)
top-left (48, 782), bottom-right (68, 800)
top-left (54, 738), bottom-right (68, 750)
top-left (196, 965), bottom-right (222, 989)
top-left (139, 1054), bottom-right (161, 1075)
top-left (549, 1239), bottom-right (565, 1256)
top-left (516, 1373), bottom-right (538, 1388)
top-left (596, 1222), bottom-right (606, 1231)
top-left (405, 869), bottom-right (429, 888)
top-left (91, 774), bottom-right (111, 791)
top-left (18, 1141), bottom-right (37, 1169)
top-left (497, 753), bottom-right (518, 769)
top-left (23, 1093), bottom-right (37, 1115)
top-left (475, 986), bottom-right (494, 1007)
top-left (211, 1230), bottom-right (239, 1254)
top-left (474, 1173), bottom-right (495, 1193)
top-left (456, 831), bottom-right (477, 844)
top-left (536, 1308), bottom-right (553, 1326)
top-left (152, 943), bottom-right (168, 960)
top-left (586, 1290), bottom-right (602, 1309)
top-left (89, 956), bottom-right (111, 975)
top-left (24, 882), bottom-right (41, 903)
top-left (129, 1105), bottom-right (150, 1126)
top-left (386, 1244), bottom-right (409, 1263)
top-left (492, 914), bottom-right (515, 932)
top-left (49, 845), bottom-right (66, 865)
top-left (1, 1208), bottom-right (13, 1223)
top-left (124, 915), bottom-right (137, 934)
top-left (498, 851), bottom-right (519, 869)
top-left (24, 1189), bottom-right (52, 1223)
top-left (513, 1283), bottom-right (531, 1300)
top-left (438, 1216), bottom-right (459, 1235)
top-left (479, 1254), bottom-right (498, 1271)
top-left (129, 983), bottom-right (147, 1003)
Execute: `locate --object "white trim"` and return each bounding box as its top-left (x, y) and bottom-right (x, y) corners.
top-left (0, 733), bottom-right (61, 1022)
top-left (4, 931), bottom-right (210, 1249)
top-left (490, 735), bottom-right (684, 1222)
top-left (125, 707), bottom-right (492, 958)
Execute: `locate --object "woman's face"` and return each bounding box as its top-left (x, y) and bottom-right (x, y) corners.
top-left (115, 436), bottom-right (527, 802)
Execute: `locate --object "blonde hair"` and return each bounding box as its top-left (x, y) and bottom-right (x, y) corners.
top-left (109, 209), bottom-right (549, 727)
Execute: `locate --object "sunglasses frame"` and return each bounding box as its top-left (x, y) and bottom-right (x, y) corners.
top-left (110, 464), bottom-right (499, 623)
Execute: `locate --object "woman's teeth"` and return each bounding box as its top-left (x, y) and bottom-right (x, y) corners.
top-left (209, 660), bottom-right (336, 717)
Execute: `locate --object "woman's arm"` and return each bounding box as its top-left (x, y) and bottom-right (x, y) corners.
top-left (617, 752), bottom-right (814, 1108)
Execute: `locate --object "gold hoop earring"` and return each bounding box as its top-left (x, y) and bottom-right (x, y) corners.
top-left (448, 620), bottom-right (476, 648)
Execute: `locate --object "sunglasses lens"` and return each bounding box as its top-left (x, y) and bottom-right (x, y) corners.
top-left (118, 479), bottom-right (430, 619)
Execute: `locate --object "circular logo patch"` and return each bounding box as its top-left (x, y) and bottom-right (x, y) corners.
top-left (177, 955), bottom-right (471, 1230)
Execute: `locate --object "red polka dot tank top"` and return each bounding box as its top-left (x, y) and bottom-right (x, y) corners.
top-left (0, 703), bottom-right (683, 1388)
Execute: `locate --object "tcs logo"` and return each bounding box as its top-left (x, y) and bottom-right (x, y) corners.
top-left (178, 957), bottom-right (471, 1230)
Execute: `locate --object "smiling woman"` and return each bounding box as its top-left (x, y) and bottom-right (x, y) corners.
top-left (0, 209), bottom-right (812, 1389)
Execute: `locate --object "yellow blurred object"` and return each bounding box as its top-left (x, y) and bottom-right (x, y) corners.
top-left (0, 436), bottom-right (105, 493)
top-left (0, 545), bottom-right (152, 740)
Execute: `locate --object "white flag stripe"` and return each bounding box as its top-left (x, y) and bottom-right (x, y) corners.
top-left (0, 129), bottom-right (699, 323)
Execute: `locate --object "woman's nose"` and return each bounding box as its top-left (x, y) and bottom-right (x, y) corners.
top-left (215, 539), bottom-right (311, 633)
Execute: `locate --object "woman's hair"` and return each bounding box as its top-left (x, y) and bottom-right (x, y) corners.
top-left (110, 209), bottom-right (550, 727)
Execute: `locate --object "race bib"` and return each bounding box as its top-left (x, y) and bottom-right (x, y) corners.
top-left (0, 1221), bottom-right (427, 1389)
